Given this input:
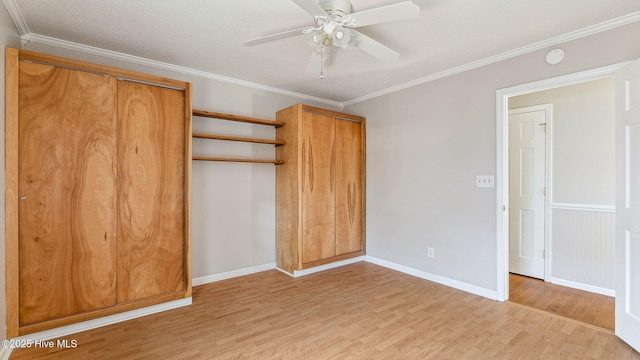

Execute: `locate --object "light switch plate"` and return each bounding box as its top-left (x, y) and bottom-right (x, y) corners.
top-left (476, 175), bottom-right (495, 188)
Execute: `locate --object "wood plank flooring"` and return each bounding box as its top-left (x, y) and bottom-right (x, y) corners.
top-left (509, 273), bottom-right (615, 331)
top-left (11, 263), bottom-right (639, 359)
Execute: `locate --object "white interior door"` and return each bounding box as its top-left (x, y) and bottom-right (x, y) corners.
top-left (509, 105), bottom-right (547, 279)
top-left (616, 59), bottom-right (640, 352)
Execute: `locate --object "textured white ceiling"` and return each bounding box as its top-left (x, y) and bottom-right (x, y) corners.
top-left (9, 0), bottom-right (640, 103)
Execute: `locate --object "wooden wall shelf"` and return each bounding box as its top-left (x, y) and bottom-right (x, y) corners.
top-left (193, 109), bottom-right (284, 127)
top-left (193, 156), bottom-right (284, 165)
top-left (192, 132), bottom-right (285, 146)
top-left (192, 109), bottom-right (284, 165)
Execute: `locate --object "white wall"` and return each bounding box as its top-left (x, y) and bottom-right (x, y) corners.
top-left (510, 78), bottom-right (616, 292)
top-left (345, 22), bottom-right (640, 293)
top-left (0, 4), bottom-right (22, 341)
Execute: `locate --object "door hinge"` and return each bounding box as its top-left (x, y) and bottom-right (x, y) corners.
top-left (543, 187), bottom-right (547, 196)
top-left (540, 123), bottom-right (547, 133)
top-left (543, 249), bottom-right (546, 259)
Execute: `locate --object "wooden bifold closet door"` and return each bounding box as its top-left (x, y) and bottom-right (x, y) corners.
top-left (116, 80), bottom-right (186, 302)
top-left (18, 61), bottom-right (118, 325)
top-left (301, 111), bottom-right (336, 264)
top-left (335, 118), bottom-right (363, 256)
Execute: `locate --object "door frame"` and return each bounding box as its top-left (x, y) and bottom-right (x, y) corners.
top-left (508, 104), bottom-right (552, 281)
top-left (495, 62), bottom-right (629, 301)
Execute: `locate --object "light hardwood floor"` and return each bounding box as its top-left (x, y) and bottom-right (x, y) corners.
top-left (11, 263), bottom-right (639, 359)
top-left (509, 273), bottom-right (615, 331)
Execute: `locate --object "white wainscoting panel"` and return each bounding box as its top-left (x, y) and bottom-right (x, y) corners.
top-left (550, 204), bottom-right (615, 292)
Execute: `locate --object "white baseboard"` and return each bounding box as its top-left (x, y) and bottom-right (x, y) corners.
top-left (548, 276), bottom-right (615, 297)
top-left (364, 256), bottom-right (499, 300)
top-left (192, 262), bottom-right (276, 286)
top-left (6, 297), bottom-right (191, 352)
top-left (275, 266), bottom-right (296, 277)
top-left (276, 256), bottom-right (365, 277)
top-left (0, 346), bottom-right (12, 360)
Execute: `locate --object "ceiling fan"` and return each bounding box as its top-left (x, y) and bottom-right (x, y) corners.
top-left (243, 0), bottom-right (420, 77)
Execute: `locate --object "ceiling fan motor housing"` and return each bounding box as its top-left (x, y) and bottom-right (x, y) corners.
top-left (317, 0), bottom-right (353, 17)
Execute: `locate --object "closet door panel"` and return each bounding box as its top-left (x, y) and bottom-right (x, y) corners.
top-left (301, 112), bottom-right (336, 263)
top-left (117, 80), bottom-right (185, 302)
top-left (18, 61), bottom-right (118, 325)
top-left (335, 119), bottom-right (363, 255)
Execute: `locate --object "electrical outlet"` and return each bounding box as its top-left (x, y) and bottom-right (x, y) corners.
top-left (427, 247), bottom-right (435, 258)
top-left (476, 175), bottom-right (495, 188)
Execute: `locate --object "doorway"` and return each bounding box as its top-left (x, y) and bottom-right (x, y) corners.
top-left (497, 67), bottom-right (619, 331)
top-left (495, 63), bottom-right (624, 302)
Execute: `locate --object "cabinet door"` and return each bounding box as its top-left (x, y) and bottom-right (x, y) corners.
top-left (335, 119), bottom-right (363, 255)
top-left (301, 111), bottom-right (336, 263)
top-left (18, 61), bottom-right (118, 325)
top-left (117, 80), bottom-right (185, 302)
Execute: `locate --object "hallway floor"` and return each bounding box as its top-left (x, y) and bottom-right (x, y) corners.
top-left (509, 273), bottom-right (615, 331)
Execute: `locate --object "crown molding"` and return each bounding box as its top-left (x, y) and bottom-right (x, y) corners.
top-left (22, 33), bottom-right (344, 109)
top-left (342, 11), bottom-right (640, 107)
top-left (2, 0), bottom-right (29, 36)
top-left (6, 2), bottom-right (639, 109)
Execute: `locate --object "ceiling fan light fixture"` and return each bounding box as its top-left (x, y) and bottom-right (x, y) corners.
top-left (306, 31), bottom-right (323, 53)
top-left (332, 26), bottom-right (351, 48)
top-left (322, 21), bottom-right (337, 36)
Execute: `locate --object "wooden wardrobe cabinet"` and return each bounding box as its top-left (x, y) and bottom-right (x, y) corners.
top-left (276, 104), bottom-right (365, 273)
top-left (5, 48), bottom-right (192, 336)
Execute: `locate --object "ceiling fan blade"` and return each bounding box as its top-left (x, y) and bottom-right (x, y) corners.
top-left (307, 51), bottom-right (322, 73)
top-left (352, 31), bottom-right (400, 62)
top-left (243, 27), bottom-right (313, 46)
top-left (291, 0), bottom-right (328, 18)
top-left (345, 1), bottom-right (420, 28)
